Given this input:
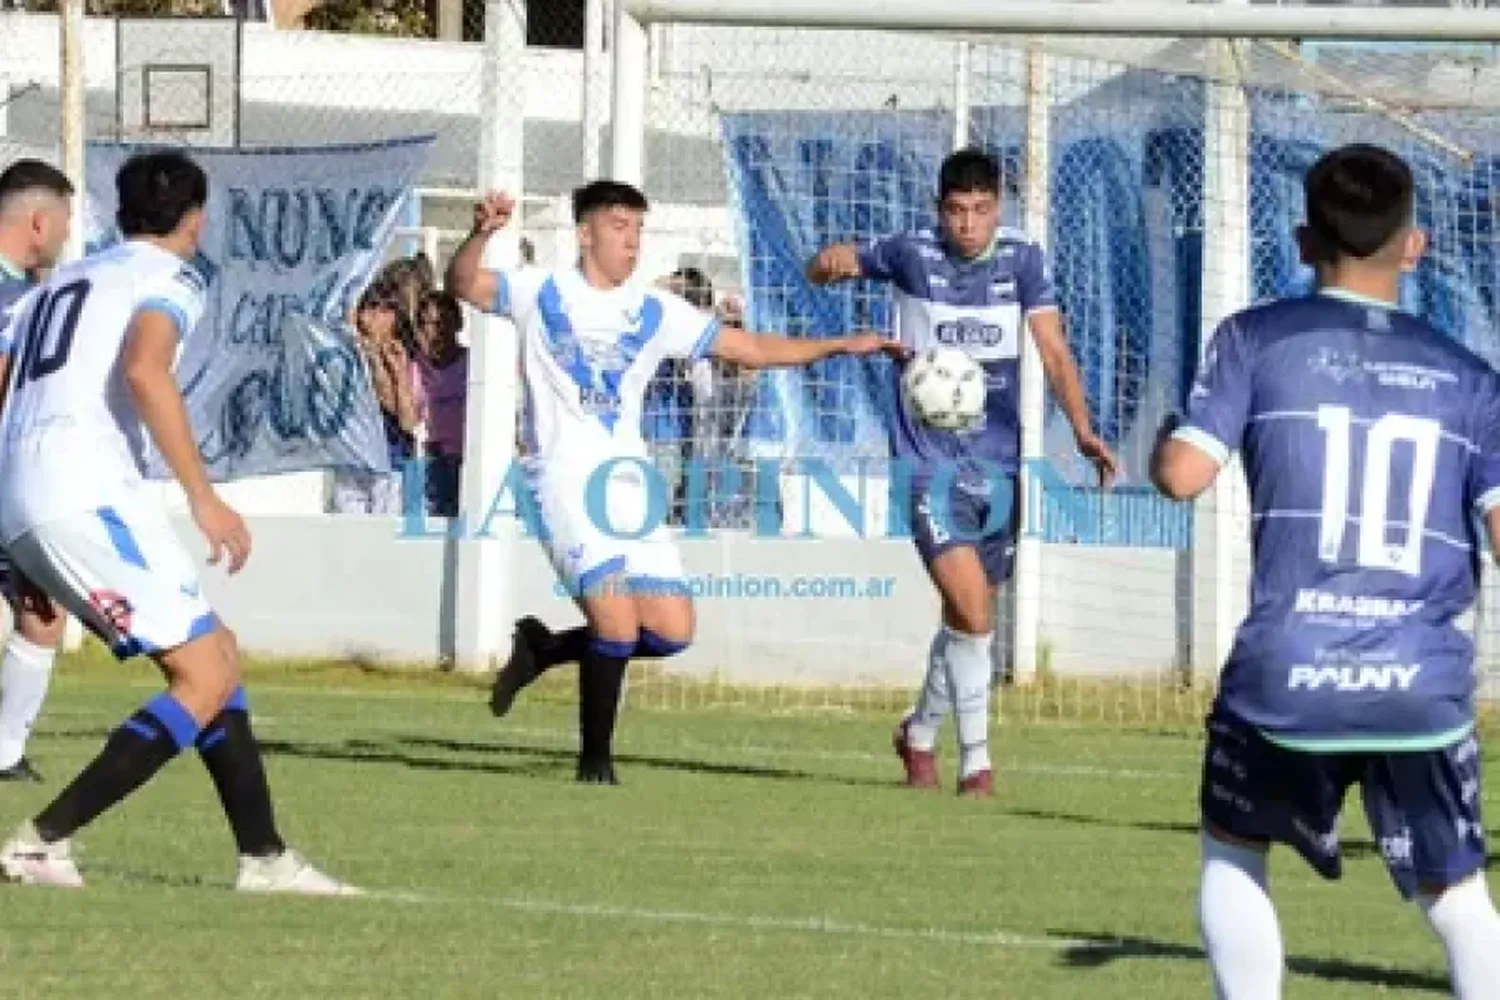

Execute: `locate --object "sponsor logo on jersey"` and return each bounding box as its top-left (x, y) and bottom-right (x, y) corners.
top-left (935, 316), bottom-right (1006, 348)
top-left (1368, 361), bottom-right (1456, 392)
top-left (1294, 589), bottom-right (1422, 620)
top-left (1286, 663), bottom-right (1422, 692)
top-left (1307, 347), bottom-right (1366, 384)
top-left (87, 589), bottom-right (134, 637)
top-left (578, 386), bottom-right (617, 414)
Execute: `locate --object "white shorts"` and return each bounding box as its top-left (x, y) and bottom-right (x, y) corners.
top-left (533, 462), bottom-right (685, 598)
top-left (5, 501), bottom-right (217, 659)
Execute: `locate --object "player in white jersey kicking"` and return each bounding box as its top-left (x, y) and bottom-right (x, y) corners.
top-left (806, 149), bottom-right (1116, 796)
top-left (448, 181), bottom-right (901, 784)
top-left (0, 160), bottom-right (75, 783)
top-left (1153, 143), bottom-right (1500, 997)
top-left (0, 151), bottom-right (356, 893)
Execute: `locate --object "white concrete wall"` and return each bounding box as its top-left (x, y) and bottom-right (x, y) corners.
top-left (174, 512), bottom-right (1184, 683)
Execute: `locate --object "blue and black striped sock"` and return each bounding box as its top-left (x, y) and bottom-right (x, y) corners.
top-left (196, 686), bottom-right (284, 858)
top-left (34, 692), bottom-right (199, 842)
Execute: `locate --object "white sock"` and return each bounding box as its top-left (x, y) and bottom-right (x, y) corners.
top-left (904, 629), bottom-right (951, 751)
top-left (0, 634), bottom-right (56, 769)
top-left (1199, 831), bottom-right (1282, 1000)
top-left (1417, 874), bottom-right (1500, 999)
top-left (945, 628), bottom-right (993, 779)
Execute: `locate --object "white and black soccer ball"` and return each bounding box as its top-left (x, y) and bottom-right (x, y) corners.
top-left (901, 347), bottom-right (986, 432)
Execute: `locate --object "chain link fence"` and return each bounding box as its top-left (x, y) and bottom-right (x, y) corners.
top-left (8, 7), bottom-right (1500, 723)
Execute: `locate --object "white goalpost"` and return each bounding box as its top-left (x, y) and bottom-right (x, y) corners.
top-left (598, 0), bottom-right (1500, 710)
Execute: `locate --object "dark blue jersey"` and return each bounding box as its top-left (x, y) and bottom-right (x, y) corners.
top-left (858, 228), bottom-right (1056, 484)
top-left (0, 258), bottom-right (32, 357)
top-left (1176, 289), bottom-right (1500, 750)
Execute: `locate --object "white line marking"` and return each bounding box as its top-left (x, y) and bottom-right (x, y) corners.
top-left (364, 890), bottom-right (1105, 951)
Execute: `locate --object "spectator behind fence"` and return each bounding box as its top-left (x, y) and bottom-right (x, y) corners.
top-left (380, 253), bottom-right (435, 324)
top-left (415, 290), bottom-right (469, 517)
top-left (331, 281), bottom-right (421, 514)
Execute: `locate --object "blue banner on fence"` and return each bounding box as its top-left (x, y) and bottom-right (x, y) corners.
top-left (719, 95), bottom-right (1500, 496)
top-left (83, 135), bottom-right (434, 482)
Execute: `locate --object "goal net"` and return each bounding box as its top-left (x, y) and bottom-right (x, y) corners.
top-left (614, 1), bottom-right (1500, 724)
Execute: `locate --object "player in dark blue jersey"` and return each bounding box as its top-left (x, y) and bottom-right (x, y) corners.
top-left (1152, 144), bottom-right (1500, 998)
top-left (0, 160), bottom-right (74, 784)
top-left (808, 149), bottom-right (1116, 796)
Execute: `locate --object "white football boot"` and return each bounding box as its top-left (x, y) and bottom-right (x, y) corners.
top-left (0, 822), bottom-right (84, 888)
top-left (235, 848), bottom-right (363, 896)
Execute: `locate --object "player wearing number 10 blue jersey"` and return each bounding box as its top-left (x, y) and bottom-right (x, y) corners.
top-left (1152, 144), bottom-right (1500, 998)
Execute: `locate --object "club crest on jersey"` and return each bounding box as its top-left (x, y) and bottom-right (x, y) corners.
top-left (1307, 347), bottom-right (1366, 384)
top-left (935, 317), bottom-right (1004, 348)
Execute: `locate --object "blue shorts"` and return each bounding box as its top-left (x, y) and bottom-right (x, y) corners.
top-left (1200, 708), bottom-right (1486, 899)
top-left (910, 475), bottom-right (1019, 586)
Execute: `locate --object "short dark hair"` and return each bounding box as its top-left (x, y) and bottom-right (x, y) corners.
top-left (420, 289), bottom-right (464, 333)
top-left (115, 150), bottom-right (208, 238)
top-left (572, 180), bottom-right (648, 223)
top-left (1303, 144), bottom-right (1414, 263)
top-left (939, 148), bottom-right (1001, 201)
top-left (672, 266), bottom-right (713, 309)
top-left (0, 159), bottom-right (73, 210)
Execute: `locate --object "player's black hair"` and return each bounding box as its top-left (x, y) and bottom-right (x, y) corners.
top-left (572, 180), bottom-right (649, 223)
top-left (115, 150), bottom-right (208, 238)
top-left (672, 266), bottom-right (714, 309)
top-left (1303, 144), bottom-right (1414, 263)
top-left (938, 148), bottom-right (1001, 201)
top-left (0, 159), bottom-right (74, 209)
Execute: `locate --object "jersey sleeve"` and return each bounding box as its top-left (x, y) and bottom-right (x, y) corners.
top-left (655, 290), bottom-right (721, 362)
top-left (1017, 241), bottom-right (1059, 315)
top-left (856, 235), bottom-right (914, 284)
top-left (1171, 316), bottom-right (1255, 466)
top-left (484, 267), bottom-right (546, 320)
top-left (134, 261), bottom-right (209, 340)
top-left (1468, 370), bottom-right (1500, 515)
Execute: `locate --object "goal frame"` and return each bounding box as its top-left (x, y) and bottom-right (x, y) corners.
top-left (599, 0), bottom-right (1500, 684)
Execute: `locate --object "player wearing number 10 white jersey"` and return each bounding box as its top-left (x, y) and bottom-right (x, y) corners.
top-left (0, 151), bottom-right (352, 895)
top-left (1152, 144), bottom-right (1500, 998)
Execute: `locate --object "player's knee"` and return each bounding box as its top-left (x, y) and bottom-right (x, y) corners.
top-left (585, 605), bottom-right (640, 646)
top-left (943, 603), bottom-right (991, 636)
top-left (637, 626), bottom-right (691, 659)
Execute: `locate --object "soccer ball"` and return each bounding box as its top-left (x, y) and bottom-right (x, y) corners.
top-left (901, 347), bottom-right (986, 431)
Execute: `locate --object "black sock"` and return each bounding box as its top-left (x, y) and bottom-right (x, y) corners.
top-left (538, 626), bottom-right (592, 671)
top-left (195, 686), bottom-right (285, 858)
top-left (578, 636), bottom-right (632, 763)
top-left (633, 628), bottom-right (688, 660)
top-left (34, 692), bottom-right (199, 843)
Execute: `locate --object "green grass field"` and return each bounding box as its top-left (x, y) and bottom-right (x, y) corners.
top-left (0, 650), bottom-right (1481, 999)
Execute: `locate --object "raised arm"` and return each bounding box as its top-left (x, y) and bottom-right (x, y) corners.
top-left (806, 234), bottom-right (913, 288)
top-left (805, 243), bottom-right (864, 286)
top-left (445, 192), bottom-right (515, 313)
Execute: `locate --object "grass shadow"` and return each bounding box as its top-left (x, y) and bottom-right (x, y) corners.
top-left (1053, 930), bottom-right (1448, 993)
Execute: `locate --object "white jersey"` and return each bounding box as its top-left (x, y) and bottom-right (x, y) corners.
top-left (489, 266), bottom-right (721, 481)
top-left (0, 241), bottom-right (205, 542)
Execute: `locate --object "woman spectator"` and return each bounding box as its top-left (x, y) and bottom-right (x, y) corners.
top-left (331, 281), bottom-right (422, 514)
top-left (414, 290), bottom-right (469, 517)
